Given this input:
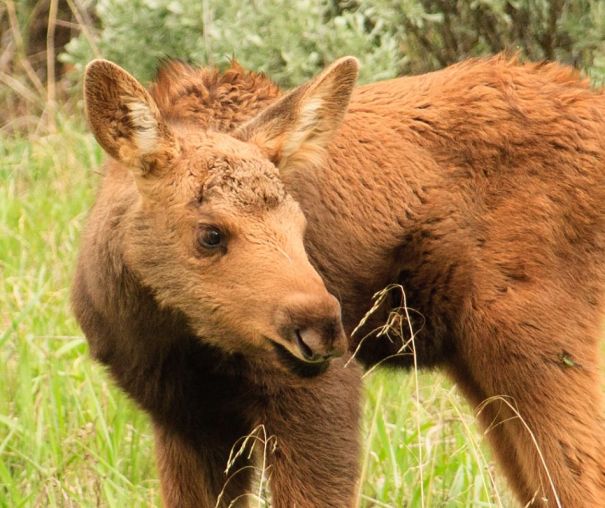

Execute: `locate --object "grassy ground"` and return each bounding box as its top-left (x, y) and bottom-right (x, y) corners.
top-left (0, 120), bottom-right (514, 507)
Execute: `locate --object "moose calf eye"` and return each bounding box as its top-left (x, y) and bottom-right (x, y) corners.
top-left (198, 226), bottom-right (224, 250)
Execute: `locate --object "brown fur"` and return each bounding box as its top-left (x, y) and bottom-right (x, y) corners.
top-left (278, 56), bottom-right (604, 506)
top-left (73, 55), bottom-right (605, 506)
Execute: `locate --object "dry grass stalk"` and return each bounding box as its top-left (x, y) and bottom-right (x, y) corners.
top-left (46, 0), bottom-right (59, 132)
top-left (217, 424), bottom-right (277, 508)
top-left (478, 396), bottom-right (562, 508)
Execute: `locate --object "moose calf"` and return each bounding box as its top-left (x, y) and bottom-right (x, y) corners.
top-left (72, 58), bottom-right (362, 507)
top-left (74, 54), bottom-right (605, 506)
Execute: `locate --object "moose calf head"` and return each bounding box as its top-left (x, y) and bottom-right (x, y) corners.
top-left (83, 56), bottom-right (358, 376)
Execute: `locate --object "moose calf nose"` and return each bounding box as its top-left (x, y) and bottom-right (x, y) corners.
top-left (295, 326), bottom-right (345, 362)
top-left (275, 292), bottom-right (347, 363)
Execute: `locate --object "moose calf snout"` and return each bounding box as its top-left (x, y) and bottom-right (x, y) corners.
top-left (294, 324), bottom-right (344, 362)
top-left (275, 292), bottom-right (346, 363)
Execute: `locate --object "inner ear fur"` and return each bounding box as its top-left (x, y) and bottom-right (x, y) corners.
top-left (235, 56), bottom-right (359, 171)
top-left (84, 59), bottom-right (177, 173)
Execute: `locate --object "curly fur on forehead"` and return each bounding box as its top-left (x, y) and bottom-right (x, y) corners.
top-left (202, 155), bottom-right (286, 211)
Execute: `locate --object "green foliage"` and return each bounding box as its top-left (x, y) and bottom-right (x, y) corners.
top-left (357, 0), bottom-right (605, 83)
top-left (0, 123), bottom-right (158, 506)
top-left (62, 0), bottom-right (400, 86)
top-left (63, 0), bottom-right (605, 88)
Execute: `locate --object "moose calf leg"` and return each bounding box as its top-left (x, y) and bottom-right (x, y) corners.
top-left (451, 330), bottom-right (605, 506)
top-left (261, 361), bottom-right (362, 508)
top-left (154, 422), bottom-right (254, 508)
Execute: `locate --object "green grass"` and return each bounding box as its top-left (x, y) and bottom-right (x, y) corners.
top-left (0, 120), bottom-right (513, 507)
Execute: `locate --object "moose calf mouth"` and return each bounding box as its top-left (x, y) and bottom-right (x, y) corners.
top-left (269, 340), bottom-right (331, 378)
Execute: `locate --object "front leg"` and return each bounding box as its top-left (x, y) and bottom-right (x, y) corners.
top-left (154, 422), bottom-right (254, 508)
top-left (261, 359), bottom-right (363, 508)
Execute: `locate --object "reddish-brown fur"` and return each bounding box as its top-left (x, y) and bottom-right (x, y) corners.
top-left (73, 55), bottom-right (605, 506)
top-left (309, 57), bottom-right (605, 506)
top-left (283, 56), bottom-right (605, 506)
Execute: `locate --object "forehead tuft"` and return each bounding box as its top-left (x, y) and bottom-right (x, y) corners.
top-left (202, 155), bottom-right (287, 211)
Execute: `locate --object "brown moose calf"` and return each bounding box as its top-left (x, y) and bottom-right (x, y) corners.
top-left (72, 58), bottom-right (362, 507)
top-left (73, 54), bottom-right (605, 507)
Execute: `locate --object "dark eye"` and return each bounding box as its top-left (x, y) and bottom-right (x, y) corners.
top-left (198, 226), bottom-right (224, 250)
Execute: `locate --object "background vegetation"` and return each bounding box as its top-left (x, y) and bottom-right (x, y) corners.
top-left (1, 0), bottom-right (604, 506)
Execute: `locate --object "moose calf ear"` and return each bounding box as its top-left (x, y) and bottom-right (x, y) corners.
top-left (84, 59), bottom-right (177, 174)
top-left (235, 56), bottom-right (359, 172)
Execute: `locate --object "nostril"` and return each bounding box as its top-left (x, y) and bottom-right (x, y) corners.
top-left (294, 327), bottom-right (343, 362)
top-left (294, 329), bottom-right (316, 361)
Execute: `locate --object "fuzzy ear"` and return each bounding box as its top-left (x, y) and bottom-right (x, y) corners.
top-left (84, 59), bottom-right (178, 174)
top-left (235, 56), bottom-right (359, 171)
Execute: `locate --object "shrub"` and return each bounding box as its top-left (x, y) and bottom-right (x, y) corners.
top-left (357, 0), bottom-right (605, 84)
top-left (63, 0), bottom-right (605, 87)
top-left (62, 0), bottom-right (400, 86)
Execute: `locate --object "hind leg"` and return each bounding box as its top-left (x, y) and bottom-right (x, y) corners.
top-left (451, 323), bottom-right (605, 506)
top-left (260, 359), bottom-right (362, 508)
